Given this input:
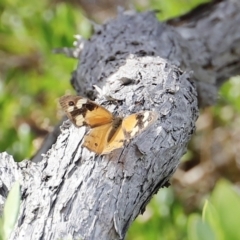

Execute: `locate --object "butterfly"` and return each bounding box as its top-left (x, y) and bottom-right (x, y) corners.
top-left (59, 95), bottom-right (157, 155)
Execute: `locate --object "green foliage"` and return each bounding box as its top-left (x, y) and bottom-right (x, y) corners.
top-left (127, 188), bottom-right (188, 240)
top-left (135, 0), bottom-right (210, 20)
top-left (187, 214), bottom-right (216, 240)
top-left (218, 76), bottom-right (240, 114)
top-left (202, 201), bottom-right (223, 240)
top-left (0, 0), bottom-right (91, 161)
top-left (0, 182), bottom-right (21, 240)
top-left (187, 179), bottom-right (240, 240)
top-left (203, 180), bottom-right (240, 240)
top-left (128, 179), bottom-right (240, 240)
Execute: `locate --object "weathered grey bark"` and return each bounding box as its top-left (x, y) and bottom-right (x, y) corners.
top-left (0, 0), bottom-right (239, 239)
top-left (31, 118), bottom-right (65, 163)
top-left (32, 0), bottom-right (240, 162)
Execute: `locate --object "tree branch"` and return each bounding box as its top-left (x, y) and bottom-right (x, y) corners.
top-left (0, 0), bottom-right (238, 239)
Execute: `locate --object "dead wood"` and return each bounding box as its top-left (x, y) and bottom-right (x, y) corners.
top-left (1, 1), bottom-right (239, 239)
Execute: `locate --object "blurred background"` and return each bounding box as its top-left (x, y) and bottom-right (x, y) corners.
top-left (1, 0), bottom-right (240, 239)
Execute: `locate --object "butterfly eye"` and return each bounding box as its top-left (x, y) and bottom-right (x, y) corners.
top-left (68, 101), bottom-right (75, 106)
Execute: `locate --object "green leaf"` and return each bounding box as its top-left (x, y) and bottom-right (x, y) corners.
top-left (187, 214), bottom-right (216, 240)
top-left (3, 182), bottom-right (21, 240)
top-left (0, 218), bottom-right (4, 240)
top-left (210, 179), bottom-right (240, 240)
top-left (202, 200), bottom-right (224, 240)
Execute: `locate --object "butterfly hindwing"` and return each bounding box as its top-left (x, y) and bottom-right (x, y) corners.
top-left (101, 123), bottom-right (125, 154)
top-left (59, 95), bottom-right (113, 127)
top-left (83, 118), bottom-right (124, 155)
top-left (102, 111), bottom-right (158, 154)
top-left (122, 111), bottom-right (158, 139)
top-left (82, 123), bottom-right (113, 154)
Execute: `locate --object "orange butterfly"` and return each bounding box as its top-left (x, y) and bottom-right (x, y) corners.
top-left (59, 95), bottom-right (157, 155)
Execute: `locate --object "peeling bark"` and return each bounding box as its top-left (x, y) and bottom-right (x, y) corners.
top-left (0, 0), bottom-right (239, 239)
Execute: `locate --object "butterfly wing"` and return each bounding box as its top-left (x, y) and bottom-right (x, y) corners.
top-left (101, 126), bottom-right (125, 154)
top-left (82, 123), bottom-right (113, 154)
top-left (59, 95), bottom-right (158, 155)
top-left (101, 111), bottom-right (158, 154)
top-left (121, 111), bottom-right (158, 139)
top-left (59, 95), bottom-right (113, 127)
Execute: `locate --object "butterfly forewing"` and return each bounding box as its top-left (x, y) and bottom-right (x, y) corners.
top-left (59, 95), bottom-right (113, 127)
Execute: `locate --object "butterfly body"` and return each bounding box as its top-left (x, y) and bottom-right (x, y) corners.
top-left (59, 95), bottom-right (157, 155)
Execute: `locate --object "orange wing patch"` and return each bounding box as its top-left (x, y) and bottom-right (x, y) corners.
top-left (102, 112), bottom-right (157, 154)
top-left (59, 95), bottom-right (157, 155)
top-left (83, 122), bottom-right (114, 154)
